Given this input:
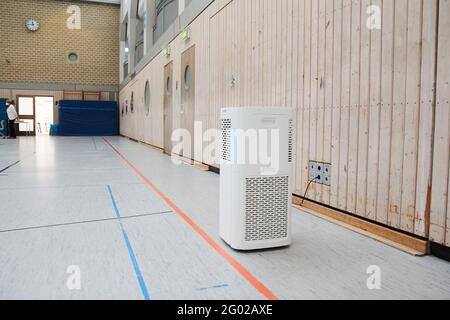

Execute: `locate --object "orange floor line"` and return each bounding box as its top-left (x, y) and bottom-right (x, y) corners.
top-left (102, 137), bottom-right (278, 300)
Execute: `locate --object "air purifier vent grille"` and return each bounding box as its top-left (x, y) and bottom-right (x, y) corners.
top-left (245, 176), bottom-right (289, 242)
top-left (288, 119), bottom-right (293, 163)
top-left (221, 118), bottom-right (232, 161)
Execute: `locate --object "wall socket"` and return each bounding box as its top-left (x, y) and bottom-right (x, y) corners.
top-left (308, 161), bottom-right (331, 186)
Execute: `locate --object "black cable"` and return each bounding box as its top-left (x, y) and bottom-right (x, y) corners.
top-left (0, 160), bottom-right (20, 174)
top-left (301, 175), bottom-right (320, 206)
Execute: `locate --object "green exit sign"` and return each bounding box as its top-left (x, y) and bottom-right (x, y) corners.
top-left (162, 46), bottom-right (170, 57)
top-left (181, 28), bottom-right (190, 41)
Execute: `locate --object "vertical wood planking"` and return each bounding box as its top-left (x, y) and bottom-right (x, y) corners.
top-left (415, 0), bottom-right (438, 237)
top-left (356, 0), bottom-right (371, 218)
top-left (377, 0), bottom-right (395, 225)
top-left (209, 6), bottom-right (218, 166)
top-left (309, 0), bottom-right (319, 200)
top-left (281, 0), bottom-right (288, 107)
top-left (291, 0), bottom-right (300, 190)
top-left (237, 0), bottom-right (245, 108)
top-left (367, 0), bottom-right (382, 221)
top-left (431, 0), bottom-right (450, 245)
top-left (262, 0), bottom-right (267, 106)
top-left (266, 0), bottom-right (273, 106)
top-left (286, 0), bottom-right (293, 110)
top-left (295, 0), bottom-right (306, 195)
top-left (224, 2), bottom-right (230, 109)
top-left (338, 0), bottom-right (352, 210)
top-left (275, 0), bottom-right (282, 106)
top-left (316, 0), bottom-right (326, 202)
top-left (401, 0), bottom-right (422, 233)
top-left (256, 0), bottom-right (261, 106)
top-left (270, 0), bottom-right (277, 106)
top-left (302, 0), bottom-right (312, 196)
top-left (241, 0), bottom-right (248, 107)
top-left (250, 0), bottom-right (257, 105)
top-left (322, 0), bottom-right (335, 205)
top-left (226, 0), bottom-right (231, 109)
top-left (347, 0), bottom-right (361, 213)
top-left (330, 0), bottom-right (342, 207)
top-left (388, 0), bottom-right (408, 229)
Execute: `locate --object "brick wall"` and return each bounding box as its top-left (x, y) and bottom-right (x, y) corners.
top-left (0, 0), bottom-right (120, 86)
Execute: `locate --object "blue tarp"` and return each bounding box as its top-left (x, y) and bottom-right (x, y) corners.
top-left (58, 100), bottom-right (118, 136)
top-left (0, 99), bottom-right (7, 137)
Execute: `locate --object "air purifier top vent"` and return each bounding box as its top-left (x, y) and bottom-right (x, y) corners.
top-left (245, 176), bottom-right (289, 242)
top-left (221, 118), bottom-right (232, 162)
top-left (288, 119), bottom-right (293, 163)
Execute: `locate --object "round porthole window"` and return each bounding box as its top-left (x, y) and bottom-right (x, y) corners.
top-left (68, 52), bottom-right (78, 62)
top-left (144, 81), bottom-right (150, 116)
top-left (184, 65), bottom-right (192, 90)
top-left (130, 92), bottom-right (134, 113)
top-left (166, 76), bottom-right (172, 96)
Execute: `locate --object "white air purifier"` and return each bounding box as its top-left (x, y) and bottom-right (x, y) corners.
top-left (219, 107), bottom-right (293, 250)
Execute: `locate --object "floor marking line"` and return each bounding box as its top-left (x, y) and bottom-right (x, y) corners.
top-left (102, 138), bottom-right (278, 300)
top-left (0, 182), bottom-right (146, 191)
top-left (0, 160), bottom-right (20, 174)
top-left (197, 284), bottom-right (230, 291)
top-left (0, 211), bottom-right (173, 234)
top-left (107, 185), bottom-right (151, 301)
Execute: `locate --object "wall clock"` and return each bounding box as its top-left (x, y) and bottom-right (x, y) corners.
top-left (26, 19), bottom-right (40, 32)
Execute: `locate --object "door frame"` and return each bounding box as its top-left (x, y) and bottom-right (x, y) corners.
top-left (163, 61), bottom-right (174, 155)
top-left (34, 96), bottom-right (55, 135)
top-left (180, 45), bottom-right (196, 160)
top-left (16, 95), bottom-right (36, 136)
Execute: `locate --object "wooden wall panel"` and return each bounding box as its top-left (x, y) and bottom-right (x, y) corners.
top-left (339, 0), bottom-right (352, 210)
top-left (377, 0), bottom-right (394, 226)
top-left (323, 0), bottom-right (334, 205)
top-left (63, 91), bottom-right (83, 100)
top-left (415, 0), bottom-right (438, 237)
top-left (347, 0), bottom-right (361, 214)
top-left (356, 0), bottom-right (371, 219)
top-left (119, 0), bottom-right (448, 245)
top-left (302, 0), bottom-right (312, 199)
top-left (331, 0), bottom-right (343, 208)
top-left (367, 0), bottom-right (382, 221)
top-left (309, 0), bottom-right (319, 201)
top-left (431, 0), bottom-right (450, 246)
top-left (401, 0), bottom-right (422, 233)
top-left (316, 0), bottom-right (326, 203)
top-left (389, 0), bottom-right (408, 229)
top-left (295, 0), bottom-right (306, 196)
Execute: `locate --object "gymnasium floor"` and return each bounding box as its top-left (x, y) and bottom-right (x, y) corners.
top-left (0, 136), bottom-right (449, 300)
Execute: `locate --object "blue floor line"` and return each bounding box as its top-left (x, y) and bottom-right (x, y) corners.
top-left (197, 284), bottom-right (230, 291)
top-left (107, 185), bottom-right (151, 300)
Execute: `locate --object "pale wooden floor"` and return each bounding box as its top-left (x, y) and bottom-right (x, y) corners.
top-left (0, 136), bottom-right (449, 300)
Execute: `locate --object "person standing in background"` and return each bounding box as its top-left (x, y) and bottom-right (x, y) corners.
top-left (6, 100), bottom-right (18, 139)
